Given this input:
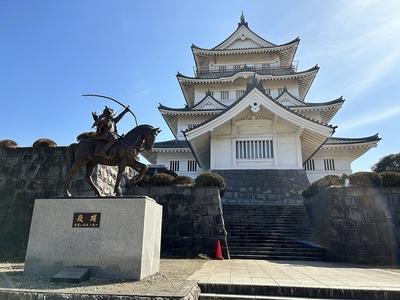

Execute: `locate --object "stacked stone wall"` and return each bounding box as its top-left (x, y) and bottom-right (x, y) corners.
top-left (0, 147), bottom-right (227, 261)
top-left (304, 186), bottom-right (400, 265)
top-left (0, 147), bottom-right (119, 261)
top-left (214, 169), bottom-right (309, 204)
top-left (125, 186), bottom-right (228, 258)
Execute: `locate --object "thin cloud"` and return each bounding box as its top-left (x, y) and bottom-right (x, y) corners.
top-left (339, 105), bottom-right (400, 131)
top-left (307, 0), bottom-right (400, 100)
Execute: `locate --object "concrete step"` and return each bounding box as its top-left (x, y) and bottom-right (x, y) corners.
top-left (200, 293), bottom-right (341, 299)
top-left (198, 283), bottom-right (399, 299)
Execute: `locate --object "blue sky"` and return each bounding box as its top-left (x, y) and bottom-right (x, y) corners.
top-left (1, 0), bottom-right (399, 172)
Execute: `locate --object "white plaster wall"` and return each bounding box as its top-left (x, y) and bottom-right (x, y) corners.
top-left (305, 148), bottom-right (353, 183)
top-left (212, 139), bottom-right (233, 169)
top-left (276, 136), bottom-right (299, 167)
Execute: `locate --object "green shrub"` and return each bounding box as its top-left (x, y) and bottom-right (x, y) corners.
top-left (149, 173), bottom-right (175, 187)
top-left (302, 175), bottom-right (345, 199)
top-left (76, 131), bottom-right (97, 141)
top-left (161, 170), bottom-right (178, 177)
top-left (173, 175), bottom-right (194, 186)
top-left (380, 172), bottom-right (400, 187)
top-left (0, 139), bottom-right (18, 148)
top-left (136, 174), bottom-right (151, 187)
top-left (32, 138), bottom-right (57, 147)
top-left (195, 172), bottom-right (226, 196)
top-left (348, 172), bottom-right (383, 188)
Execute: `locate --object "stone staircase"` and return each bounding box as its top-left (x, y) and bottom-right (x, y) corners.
top-left (223, 204), bottom-right (324, 260)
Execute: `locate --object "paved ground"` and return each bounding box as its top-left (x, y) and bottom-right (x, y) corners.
top-left (189, 259), bottom-right (400, 291)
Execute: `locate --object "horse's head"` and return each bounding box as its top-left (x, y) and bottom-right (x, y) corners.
top-left (143, 127), bottom-right (161, 151)
top-left (124, 124), bottom-right (161, 152)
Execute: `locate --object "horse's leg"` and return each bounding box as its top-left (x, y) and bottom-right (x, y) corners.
top-left (85, 162), bottom-right (102, 196)
top-left (131, 161), bottom-right (148, 184)
top-left (63, 161), bottom-right (83, 197)
top-left (114, 162), bottom-right (127, 196)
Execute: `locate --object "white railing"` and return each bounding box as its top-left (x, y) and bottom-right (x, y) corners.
top-left (195, 61), bottom-right (298, 77)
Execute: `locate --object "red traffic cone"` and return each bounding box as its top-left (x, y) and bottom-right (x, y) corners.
top-left (215, 240), bottom-right (224, 260)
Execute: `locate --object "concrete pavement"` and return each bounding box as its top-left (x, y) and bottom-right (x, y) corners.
top-left (189, 259), bottom-right (400, 299)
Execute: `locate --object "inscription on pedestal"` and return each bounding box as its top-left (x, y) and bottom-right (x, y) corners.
top-left (72, 212), bottom-right (101, 228)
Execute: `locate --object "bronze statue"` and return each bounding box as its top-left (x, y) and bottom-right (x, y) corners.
top-left (63, 114), bottom-right (161, 196)
top-left (92, 106), bottom-right (129, 159)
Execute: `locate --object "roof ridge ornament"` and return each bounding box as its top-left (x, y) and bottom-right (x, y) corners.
top-left (238, 11), bottom-right (248, 28)
top-left (246, 76), bottom-right (265, 94)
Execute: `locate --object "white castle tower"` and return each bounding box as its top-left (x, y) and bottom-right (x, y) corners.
top-left (142, 13), bottom-right (380, 183)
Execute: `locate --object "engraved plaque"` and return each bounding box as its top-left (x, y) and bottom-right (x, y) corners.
top-left (72, 212), bottom-right (101, 228)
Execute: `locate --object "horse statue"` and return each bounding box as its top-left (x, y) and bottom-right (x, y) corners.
top-left (63, 124), bottom-right (161, 197)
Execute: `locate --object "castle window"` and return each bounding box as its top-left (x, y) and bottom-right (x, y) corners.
top-left (236, 140), bottom-right (273, 159)
top-left (219, 66), bottom-right (227, 73)
top-left (324, 159), bottom-right (335, 171)
top-left (234, 65), bottom-right (241, 71)
top-left (187, 160), bottom-right (197, 172)
top-left (236, 90), bottom-right (245, 99)
top-left (221, 91), bottom-right (229, 100)
top-left (265, 89), bottom-right (271, 95)
top-left (170, 161), bottom-right (180, 172)
top-left (278, 88), bottom-right (284, 95)
top-left (303, 159), bottom-right (315, 171)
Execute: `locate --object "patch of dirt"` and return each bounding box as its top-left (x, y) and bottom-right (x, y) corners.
top-left (0, 259), bottom-right (207, 296)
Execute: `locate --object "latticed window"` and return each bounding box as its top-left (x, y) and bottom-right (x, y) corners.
top-left (234, 65), bottom-right (242, 71)
top-left (170, 161), bottom-right (180, 172)
top-left (236, 90), bottom-right (245, 99)
top-left (304, 159), bottom-right (315, 171)
top-left (236, 140), bottom-right (274, 159)
top-left (278, 88), bottom-right (284, 95)
top-left (187, 160), bottom-right (197, 172)
top-left (187, 124), bottom-right (197, 130)
top-left (221, 91), bottom-right (229, 100)
top-left (324, 159), bottom-right (335, 170)
top-left (219, 66), bottom-right (227, 73)
top-left (265, 89), bottom-right (271, 95)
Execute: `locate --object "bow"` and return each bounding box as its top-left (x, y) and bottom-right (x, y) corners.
top-left (83, 94), bottom-right (138, 126)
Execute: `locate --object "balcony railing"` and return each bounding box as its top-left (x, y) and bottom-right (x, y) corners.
top-left (194, 61), bottom-right (298, 78)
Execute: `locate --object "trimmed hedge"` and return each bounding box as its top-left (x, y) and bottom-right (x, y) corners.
top-left (173, 175), bottom-right (194, 185)
top-left (148, 173), bottom-right (175, 187)
top-left (0, 139), bottom-right (18, 148)
top-left (161, 170), bottom-right (178, 177)
top-left (348, 172), bottom-right (383, 188)
top-left (302, 171), bottom-right (400, 199)
top-left (195, 172), bottom-right (226, 196)
top-left (302, 175), bottom-right (345, 199)
top-left (380, 172), bottom-right (400, 187)
top-left (32, 138), bottom-right (57, 147)
top-left (76, 131), bottom-right (97, 141)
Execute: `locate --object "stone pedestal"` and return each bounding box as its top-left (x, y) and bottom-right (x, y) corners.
top-left (24, 197), bottom-right (162, 280)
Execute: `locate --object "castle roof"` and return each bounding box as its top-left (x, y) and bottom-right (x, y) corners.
top-left (191, 17), bottom-right (300, 69)
top-left (291, 97), bottom-right (345, 124)
top-left (183, 81), bottom-right (336, 169)
top-left (321, 134), bottom-right (381, 162)
top-left (177, 65), bottom-right (319, 107)
top-left (141, 139), bottom-right (191, 164)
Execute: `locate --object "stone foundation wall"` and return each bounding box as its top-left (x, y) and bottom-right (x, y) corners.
top-left (125, 186), bottom-right (228, 258)
top-left (0, 147), bottom-right (119, 261)
top-left (0, 147), bottom-right (227, 261)
top-left (214, 169), bottom-right (310, 204)
top-left (304, 186), bottom-right (400, 264)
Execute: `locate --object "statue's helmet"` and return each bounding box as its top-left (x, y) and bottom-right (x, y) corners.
top-left (103, 106), bottom-right (115, 116)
